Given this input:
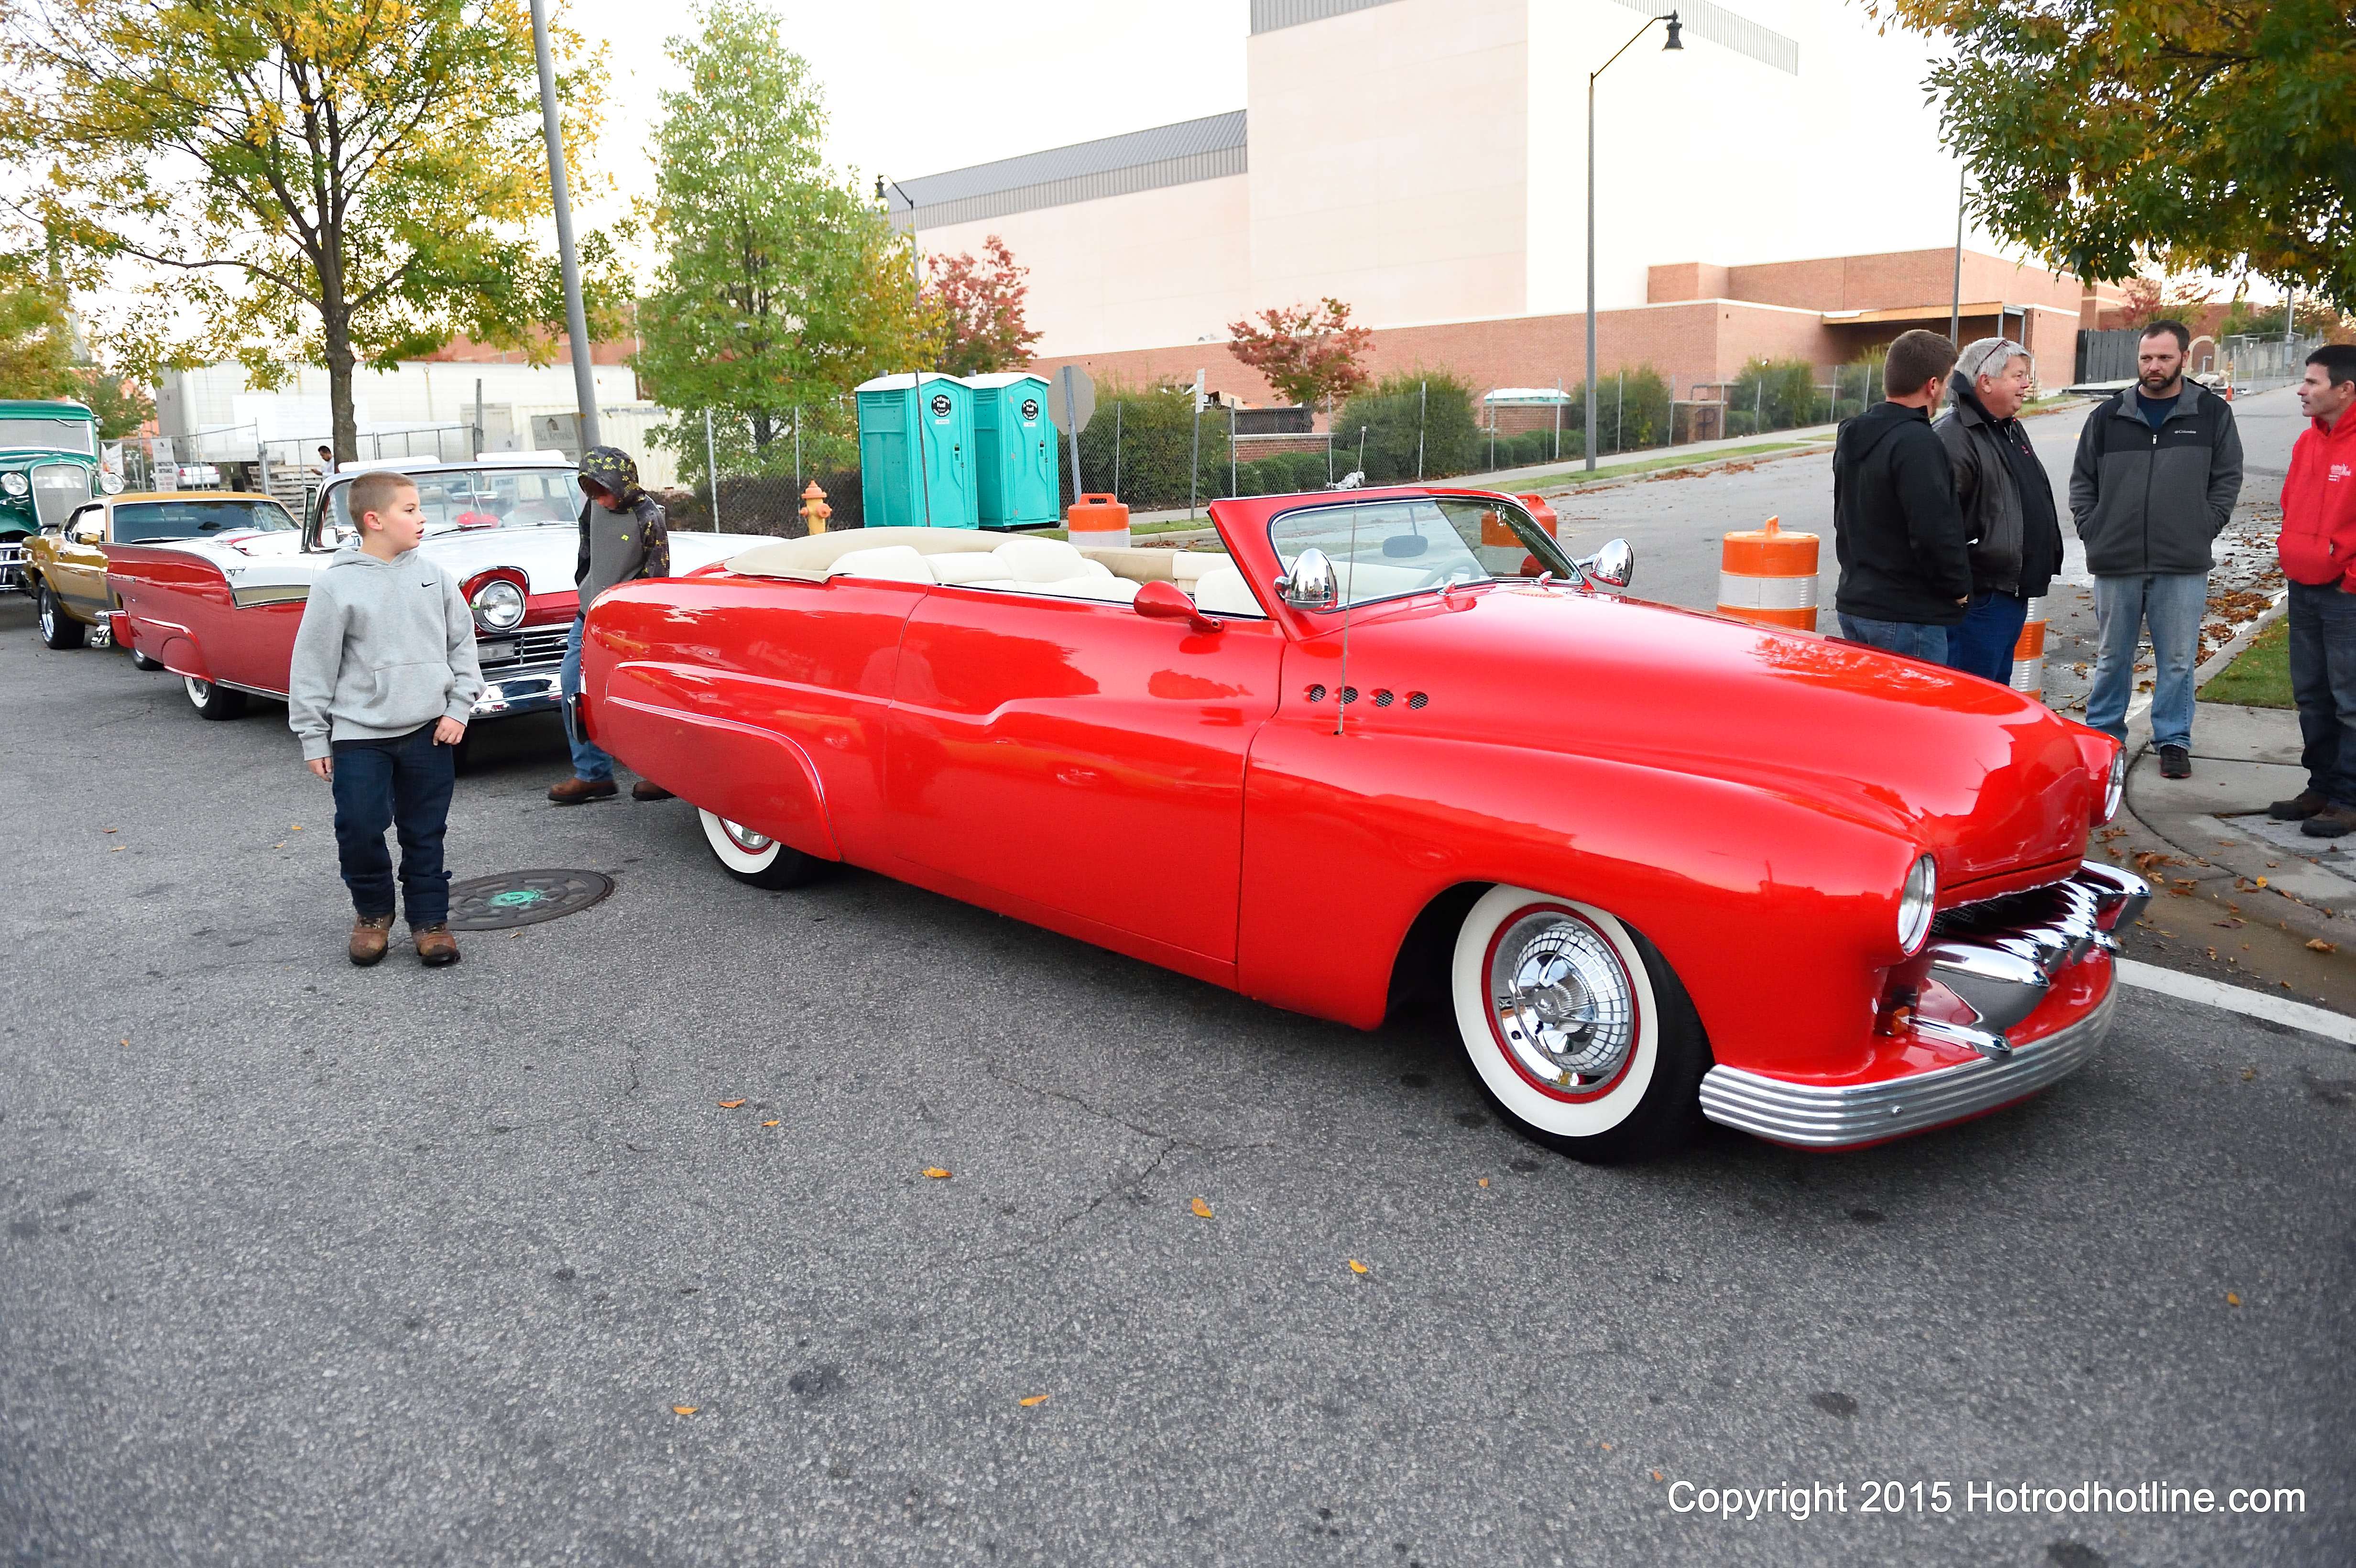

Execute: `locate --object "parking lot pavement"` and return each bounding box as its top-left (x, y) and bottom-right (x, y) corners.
top-left (3, 595), bottom-right (2352, 1568)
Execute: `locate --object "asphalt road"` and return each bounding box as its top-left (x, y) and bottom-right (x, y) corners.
top-left (3, 590), bottom-right (2353, 1568)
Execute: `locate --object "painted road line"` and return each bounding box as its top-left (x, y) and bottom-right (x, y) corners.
top-left (2116, 958), bottom-right (2356, 1046)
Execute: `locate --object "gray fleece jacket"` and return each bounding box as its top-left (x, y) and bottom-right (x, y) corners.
top-left (286, 546), bottom-right (485, 761)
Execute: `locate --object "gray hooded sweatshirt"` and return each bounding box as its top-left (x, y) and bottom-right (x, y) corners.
top-left (287, 545), bottom-right (485, 761)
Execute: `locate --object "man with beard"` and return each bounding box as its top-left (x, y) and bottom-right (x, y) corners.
top-left (1936, 338), bottom-right (2064, 683)
top-left (2070, 320), bottom-right (2244, 778)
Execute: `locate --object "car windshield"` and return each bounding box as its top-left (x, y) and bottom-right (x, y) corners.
top-left (113, 499), bottom-right (296, 541)
top-left (1267, 496), bottom-right (1572, 609)
top-left (323, 466), bottom-right (580, 540)
top-left (0, 417), bottom-right (96, 455)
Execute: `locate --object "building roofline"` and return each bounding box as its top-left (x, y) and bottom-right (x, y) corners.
top-left (893, 110), bottom-right (1246, 232)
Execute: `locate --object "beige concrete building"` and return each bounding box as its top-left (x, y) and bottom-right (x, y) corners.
top-left (893, 0), bottom-right (2117, 406)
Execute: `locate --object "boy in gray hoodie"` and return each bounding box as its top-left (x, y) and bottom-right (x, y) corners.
top-left (288, 470), bottom-right (485, 966)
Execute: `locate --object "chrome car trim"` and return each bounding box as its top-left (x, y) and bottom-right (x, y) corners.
top-left (469, 662), bottom-right (565, 720)
top-left (1921, 940), bottom-right (2048, 1045)
top-left (1700, 984), bottom-right (2117, 1147)
top-left (0, 539), bottom-right (26, 591)
top-left (1573, 537), bottom-right (1635, 590)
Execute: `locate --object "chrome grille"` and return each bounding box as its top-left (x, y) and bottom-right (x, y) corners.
top-left (478, 623), bottom-right (570, 668)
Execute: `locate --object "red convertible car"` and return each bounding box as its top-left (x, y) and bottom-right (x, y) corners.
top-left (577, 490), bottom-right (2146, 1160)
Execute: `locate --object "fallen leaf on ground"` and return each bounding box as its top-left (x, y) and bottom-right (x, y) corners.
top-left (716, 1100), bottom-right (745, 1109)
top-left (2306, 939), bottom-right (2336, 953)
top-left (1653, 1470), bottom-right (1665, 1482)
top-left (672, 1405), bottom-right (698, 1416)
top-left (2257, 877), bottom-right (2269, 887)
top-left (1477, 1177), bottom-right (1490, 1188)
top-left (1019, 1394), bottom-right (1051, 1407)
top-left (119, 1038), bottom-right (129, 1047)
top-left (1190, 1198), bottom-right (1213, 1218)
top-left (1348, 1259), bottom-right (1369, 1275)
top-left (2226, 1293), bottom-right (2242, 1307)
top-left (923, 1167), bottom-right (952, 1179)
top-left (2214, 919), bottom-right (2244, 928)
top-left (109, 846), bottom-right (124, 853)
top-left (290, 824), bottom-right (303, 831)
top-left (761, 1120), bottom-right (779, 1128)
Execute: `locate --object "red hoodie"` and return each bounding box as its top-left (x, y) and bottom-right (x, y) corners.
top-left (2279, 410), bottom-right (2356, 586)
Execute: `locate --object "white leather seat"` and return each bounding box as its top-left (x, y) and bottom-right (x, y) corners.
top-left (824, 545), bottom-right (933, 584)
top-left (1031, 574), bottom-right (1141, 604)
top-left (928, 550), bottom-right (1012, 585)
top-left (1191, 564), bottom-right (1265, 617)
top-left (991, 535), bottom-right (1091, 582)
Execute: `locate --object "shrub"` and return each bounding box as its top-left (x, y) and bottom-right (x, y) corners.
top-left (1332, 369), bottom-right (1481, 483)
top-left (1564, 366), bottom-right (1671, 454)
top-left (1725, 357), bottom-right (1822, 435)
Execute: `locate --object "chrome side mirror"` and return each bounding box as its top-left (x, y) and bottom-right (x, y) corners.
top-left (1576, 537), bottom-right (1634, 589)
top-left (1275, 546), bottom-right (1338, 610)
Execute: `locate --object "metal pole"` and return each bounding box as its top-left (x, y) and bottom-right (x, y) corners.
top-left (1061, 366), bottom-right (1084, 499)
top-left (1229, 405), bottom-right (1237, 497)
top-left (793, 405), bottom-right (801, 487)
top-left (1948, 164), bottom-right (1965, 343)
top-left (471, 376), bottom-right (484, 458)
top-left (529, 0), bottom-right (599, 451)
top-left (1416, 380), bottom-right (1427, 480)
top-left (1586, 68), bottom-right (1598, 474)
top-left (1554, 379), bottom-right (1562, 460)
top-left (2285, 287), bottom-right (2297, 346)
top-left (1616, 370), bottom-right (1624, 452)
top-left (1358, 424), bottom-right (1366, 479)
top-left (1113, 400), bottom-right (1122, 500)
top-left (703, 408), bottom-right (720, 532)
top-left (1189, 380), bottom-right (1202, 520)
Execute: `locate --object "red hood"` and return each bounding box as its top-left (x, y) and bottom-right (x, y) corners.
top-left (1303, 583), bottom-right (2108, 890)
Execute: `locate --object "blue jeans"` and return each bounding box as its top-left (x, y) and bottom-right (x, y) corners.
top-left (561, 615), bottom-right (614, 783)
top-left (2288, 580), bottom-right (2356, 806)
top-left (1946, 590), bottom-right (2029, 685)
top-left (2088, 572), bottom-right (2206, 750)
top-left (1838, 614), bottom-right (1949, 663)
top-left (330, 723), bottom-right (456, 927)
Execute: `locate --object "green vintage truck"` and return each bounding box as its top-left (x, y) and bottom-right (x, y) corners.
top-left (0, 399), bottom-right (118, 593)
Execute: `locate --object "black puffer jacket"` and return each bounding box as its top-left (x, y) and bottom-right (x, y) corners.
top-left (1934, 376), bottom-right (2063, 598)
top-left (1833, 402), bottom-right (1973, 625)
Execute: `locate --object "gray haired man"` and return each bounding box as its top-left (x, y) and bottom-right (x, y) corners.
top-left (1936, 338), bottom-right (2065, 683)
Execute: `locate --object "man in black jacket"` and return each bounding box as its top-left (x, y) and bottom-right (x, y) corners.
top-left (1935, 337), bottom-right (2065, 683)
top-left (2070, 319), bottom-right (2244, 778)
top-left (1833, 329), bottom-right (1973, 660)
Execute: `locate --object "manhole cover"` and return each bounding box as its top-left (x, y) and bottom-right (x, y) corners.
top-left (446, 869), bottom-right (615, 930)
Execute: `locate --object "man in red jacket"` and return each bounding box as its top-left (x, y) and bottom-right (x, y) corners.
top-left (2270, 343), bottom-right (2356, 837)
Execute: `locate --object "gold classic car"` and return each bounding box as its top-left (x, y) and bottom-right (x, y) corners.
top-left (29, 490), bottom-right (297, 654)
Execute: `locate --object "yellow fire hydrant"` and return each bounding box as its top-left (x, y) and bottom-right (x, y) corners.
top-left (799, 481), bottom-right (831, 535)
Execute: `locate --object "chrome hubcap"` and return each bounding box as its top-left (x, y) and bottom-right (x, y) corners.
top-left (1488, 911), bottom-right (1635, 1092)
top-left (721, 818), bottom-right (772, 854)
top-left (187, 678), bottom-right (209, 705)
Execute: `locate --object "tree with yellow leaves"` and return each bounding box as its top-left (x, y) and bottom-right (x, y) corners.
top-left (0, 0), bottom-right (613, 459)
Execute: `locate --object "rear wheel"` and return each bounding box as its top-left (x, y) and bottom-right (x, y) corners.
top-left (1450, 884), bottom-right (1708, 1163)
top-left (37, 585), bottom-right (85, 650)
top-left (698, 808), bottom-right (817, 889)
top-left (184, 675), bottom-right (249, 720)
top-left (130, 649), bottom-right (164, 671)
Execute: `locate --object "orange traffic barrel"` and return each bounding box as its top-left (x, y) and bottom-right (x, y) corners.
top-left (1515, 493), bottom-right (1560, 537)
top-left (1716, 515), bottom-right (1819, 631)
top-left (2008, 596), bottom-right (2048, 696)
top-left (1067, 492), bottom-right (1129, 550)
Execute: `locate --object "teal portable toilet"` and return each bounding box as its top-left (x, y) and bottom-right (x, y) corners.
top-left (964, 371), bottom-right (1058, 529)
top-left (855, 372), bottom-right (977, 528)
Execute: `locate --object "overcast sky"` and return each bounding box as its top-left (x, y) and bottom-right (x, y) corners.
top-left (565, 0), bottom-right (1254, 246)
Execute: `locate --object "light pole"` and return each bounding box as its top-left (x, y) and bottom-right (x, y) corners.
top-left (1587, 10), bottom-right (1681, 473)
top-left (529, 0), bottom-right (598, 451)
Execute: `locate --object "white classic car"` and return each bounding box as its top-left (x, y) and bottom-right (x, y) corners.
top-left (105, 455), bottom-right (773, 726)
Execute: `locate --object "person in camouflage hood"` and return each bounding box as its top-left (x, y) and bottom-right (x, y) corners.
top-left (551, 445), bottom-right (675, 804)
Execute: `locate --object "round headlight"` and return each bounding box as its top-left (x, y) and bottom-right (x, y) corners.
top-left (98, 471), bottom-right (124, 495)
top-left (1898, 853), bottom-right (1938, 956)
top-left (0, 472), bottom-right (27, 497)
top-left (2100, 751), bottom-right (2125, 824)
top-left (470, 578), bottom-right (527, 632)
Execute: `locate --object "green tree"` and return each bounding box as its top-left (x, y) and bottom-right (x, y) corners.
top-left (0, 255), bottom-right (76, 399)
top-left (1870, 1), bottom-right (2356, 310)
top-left (633, 0), bottom-right (940, 483)
top-left (0, 0), bottom-right (611, 460)
top-left (1334, 370), bottom-right (1480, 482)
top-left (73, 368), bottom-right (154, 439)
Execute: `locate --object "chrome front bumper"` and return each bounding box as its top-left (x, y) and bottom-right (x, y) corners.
top-left (470, 659), bottom-right (565, 720)
top-left (0, 541), bottom-right (25, 592)
top-left (1699, 984), bottom-right (2118, 1147)
top-left (1699, 860), bottom-right (2149, 1149)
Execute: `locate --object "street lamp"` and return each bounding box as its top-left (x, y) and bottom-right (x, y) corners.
top-left (1587, 10), bottom-right (1681, 473)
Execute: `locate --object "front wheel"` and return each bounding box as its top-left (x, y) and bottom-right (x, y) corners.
top-left (130, 647), bottom-right (164, 671)
top-left (184, 675), bottom-right (249, 720)
top-left (698, 807), bottom-right (818, 889)
top-left (1450, 885), bottom-right (1709, 1163)
top-left (37, 585), bottom-right (85, 650)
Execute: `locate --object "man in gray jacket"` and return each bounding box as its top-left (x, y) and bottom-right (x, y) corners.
top-left (288, 470), bottom-right (484, 966)
top-left (2070, 319), bottom-right (2244, 778)
top-left (1937, 337), bottom-right (2064, 683)
top-left (551, 446), bottom-right (674, 805)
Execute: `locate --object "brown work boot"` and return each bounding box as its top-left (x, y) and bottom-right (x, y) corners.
top-left (2270, 790), bottom-right (2328, 821)
top-left (414, 924), bottom-right (461, 966)
top-left (2300, 804), bottom-right (2356, 840)
top-left (348, 913), bottom-right (395, 967)
top-left (631, 779), bottom-right (674, 802)
top-left (548, 776), bottom-right (617, 805)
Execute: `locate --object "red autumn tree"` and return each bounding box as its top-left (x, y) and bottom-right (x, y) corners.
top-left (924, 235), bottom-right (1040, 376)
top-left (1225, 297), bottom-right (1374, 409)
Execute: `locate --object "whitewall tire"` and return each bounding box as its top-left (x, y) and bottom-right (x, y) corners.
top-left (1449, 884), bottom-right (1707, 1161)
top-left (698, 807), bottom-right (816, 890)
top-left (183, 674), bottom-right (249, 720)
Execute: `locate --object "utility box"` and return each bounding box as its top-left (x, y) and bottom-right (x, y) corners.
top-left (855, 373), bottom-right (977, 529)
top-left (963, 372), bottom-right (1059, 529)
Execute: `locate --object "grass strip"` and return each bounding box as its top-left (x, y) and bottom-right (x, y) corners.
top-left (2202, 616), bottom-right (2293, 709)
